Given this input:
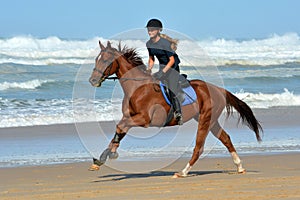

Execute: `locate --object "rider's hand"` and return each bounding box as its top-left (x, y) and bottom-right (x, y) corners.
top-left (146, 68), bottom-right (152, 75)
top-left (153, 71), bottom-right (166, 80)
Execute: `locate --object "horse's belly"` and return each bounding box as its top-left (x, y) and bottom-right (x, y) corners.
top-left (182, 102), bottom-right (199, 121)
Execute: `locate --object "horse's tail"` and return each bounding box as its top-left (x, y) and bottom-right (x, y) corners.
top-left (225, 90), bottom-right (263, 142)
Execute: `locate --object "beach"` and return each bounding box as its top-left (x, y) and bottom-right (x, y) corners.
top-left (1, 107), bottom-right (300, 199)
top-left (1, 34), bottom-right (300, 199)
top-left (1, 154), bottom-right (300, 200)
top-left (1, 1), bottom-right (300, 198)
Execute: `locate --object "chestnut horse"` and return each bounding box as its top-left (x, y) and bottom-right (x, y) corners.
top-left (88, 41), bottom-right (262, 178)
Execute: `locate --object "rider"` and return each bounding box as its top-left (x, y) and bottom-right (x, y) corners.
top-left (146, 18), bottom-right (183, 125)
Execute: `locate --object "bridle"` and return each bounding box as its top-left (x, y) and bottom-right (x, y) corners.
top-left (93, 50), bottom-right (119, 81)
top-left (93, 50), bottom-right (151, 82)
top-left (93, 62), bottom-right (114, 80)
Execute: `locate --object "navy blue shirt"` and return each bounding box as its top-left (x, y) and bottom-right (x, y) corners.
top-left (146, 37), bottom-right (180, 72)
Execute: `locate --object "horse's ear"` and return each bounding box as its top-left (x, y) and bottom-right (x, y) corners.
top-left (107, 41), bottom-right (111, 49)
top-left (118, 41), bottom-right (122, 52)
top-left (99, 40), bottom-right (105, 50)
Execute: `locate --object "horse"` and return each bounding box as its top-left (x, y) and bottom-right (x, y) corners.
top-left (88, 40), bottom-right (262, 178)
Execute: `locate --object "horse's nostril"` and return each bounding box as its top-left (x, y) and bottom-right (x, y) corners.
top-left (89, 78), bottom-right (97, 85)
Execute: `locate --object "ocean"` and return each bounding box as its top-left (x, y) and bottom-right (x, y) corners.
top-left (1, 33), bottom-right (300, 168)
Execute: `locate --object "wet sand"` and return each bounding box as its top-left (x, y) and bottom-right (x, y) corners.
top-left (1, 153), bottom-right (300, 200)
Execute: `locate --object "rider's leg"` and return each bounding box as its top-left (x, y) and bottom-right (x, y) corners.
top-left (165, 69), bottom-right (182, 125)
top-left (169, 91), bottom-right (183, 125)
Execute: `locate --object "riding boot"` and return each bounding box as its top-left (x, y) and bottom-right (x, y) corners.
top-left (170, 93), bottom-right (183, 125)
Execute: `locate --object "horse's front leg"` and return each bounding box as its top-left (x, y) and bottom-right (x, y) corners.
top-left (89, 119), bottom-right (128, 171)
top-left (108, 117), bottom-right (131, 154)
top-left (109, 113), bottom-right (150, 154)
top-left (89, 114), bottom-right (149, 171)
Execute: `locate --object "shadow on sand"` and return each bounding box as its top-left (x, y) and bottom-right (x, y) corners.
top-left (92, 169), bottom-right (261, 182)
top-left (93, 170), bottom-right (226, 182)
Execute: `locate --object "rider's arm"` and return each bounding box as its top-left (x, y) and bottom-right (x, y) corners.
top-left (148, 56), bottom-right (155, 70)
top-left (162, 55), bottom-right (175, 73)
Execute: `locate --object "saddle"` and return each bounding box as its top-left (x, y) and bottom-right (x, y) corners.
top-left (159, 74), bottom-right (197, 107)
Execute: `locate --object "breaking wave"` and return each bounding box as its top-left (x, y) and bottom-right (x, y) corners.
top-left (1, 33), bottom-right (300, 66)
top-left (235, 88), bottom-right (300, 108)
top-left (1, 89), bottom-right (299, 128)
top-left (0, 79), bottom-right (54, 91)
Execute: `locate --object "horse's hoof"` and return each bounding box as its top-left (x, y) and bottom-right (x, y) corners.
top-left (238, 169), bottom-right (246, 174)
top-left (93, 157), bottom-right (104, 166)
top-left (88, 164), bottom-right (100, 171)
top-left (172, 172), bottom-right (187, 178)
top-left (109, 152), bottom-right (119, 159)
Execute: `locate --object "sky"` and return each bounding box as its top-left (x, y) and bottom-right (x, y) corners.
top-left (0, 0), bottom-right (299, 40)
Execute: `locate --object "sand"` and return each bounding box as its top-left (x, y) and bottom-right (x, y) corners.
top-left (1, 153), bottom-right (300, 200)
top-left (1, 107), bottom-right (300, 199)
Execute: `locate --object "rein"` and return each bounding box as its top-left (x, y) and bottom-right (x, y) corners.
top-left (106, 76), bottom-right (150, 81)
top-left (94, 54), bottom-right (150, 82)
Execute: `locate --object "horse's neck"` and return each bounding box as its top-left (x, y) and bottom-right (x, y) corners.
top-left (116, 57), bottom-right (151, 97)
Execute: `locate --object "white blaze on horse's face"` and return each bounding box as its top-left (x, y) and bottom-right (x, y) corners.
top-left (89, 53), bottom-right (104, 87)
top-left (97, 53), bottom-right (102, 62)
top-left (89, 47), bottom-right (115, 87)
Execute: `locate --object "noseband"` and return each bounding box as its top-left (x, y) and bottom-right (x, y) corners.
top-left (93, 63), bottom-right (114, 80)
top-left (93, 52), bottom-right (119, 81)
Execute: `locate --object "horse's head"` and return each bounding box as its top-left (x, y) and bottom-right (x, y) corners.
top-left (89, 40), bottom-right (119, 87)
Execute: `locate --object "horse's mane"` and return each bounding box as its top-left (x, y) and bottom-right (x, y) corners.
top-left (117, 43), bottom-right (147, 72)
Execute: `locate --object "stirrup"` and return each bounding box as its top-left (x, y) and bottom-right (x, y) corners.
top-left (174, 112), bottom-right (183, 125)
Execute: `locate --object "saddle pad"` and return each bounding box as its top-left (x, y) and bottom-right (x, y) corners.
top-left (159, 82), bottom-right (197, 106)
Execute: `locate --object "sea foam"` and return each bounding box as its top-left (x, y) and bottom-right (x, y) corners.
top-left (0, 89), bottom-right (299, 128)
top-left (0, 79), bottom-right (53, 91)
top-left (1, 33), bottom-right (300, 66)
top-left (235, 88), bottom-right (300, 108)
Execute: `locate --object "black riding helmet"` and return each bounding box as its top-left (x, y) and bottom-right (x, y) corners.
top-left (146, 19), bottom-right (163, 29)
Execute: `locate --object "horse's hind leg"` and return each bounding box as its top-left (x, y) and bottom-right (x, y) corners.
top-left (211, 122), bottom-right (246, 173)
top-left (173, 114), bottom-right (211, 178)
